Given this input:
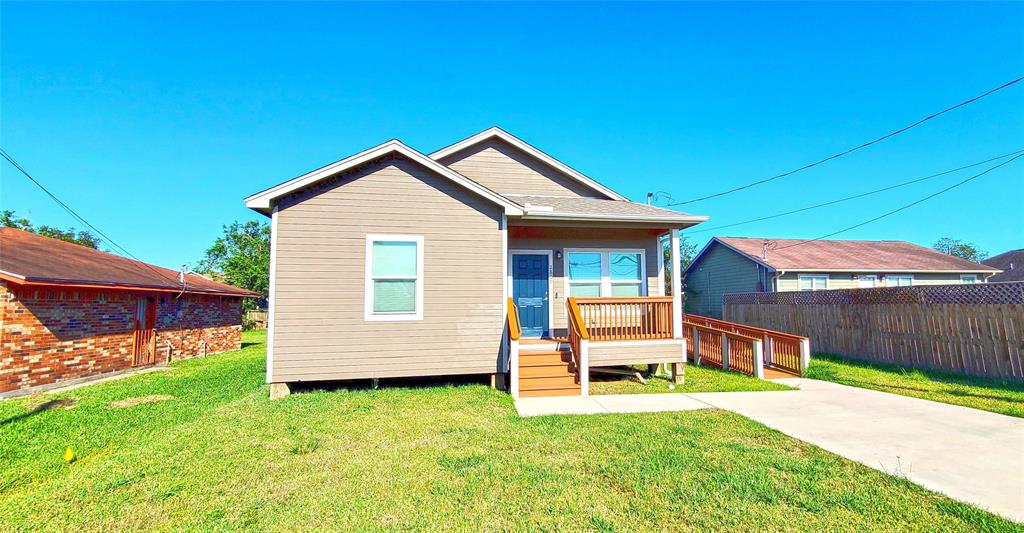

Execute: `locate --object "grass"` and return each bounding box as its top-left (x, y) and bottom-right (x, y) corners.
top-left (0, 332), bottom-right (1018, 531)
top-left (807, 354), bottom-right (1024, 418)
top-left (589, 363), bottom-right (794, 395)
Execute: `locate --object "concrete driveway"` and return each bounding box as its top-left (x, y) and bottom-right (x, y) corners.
top-left (689, 378), bottom-right (1024, 523)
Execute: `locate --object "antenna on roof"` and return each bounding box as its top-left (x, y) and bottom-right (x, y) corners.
top-left (762, 239), bottom-right (776, 261)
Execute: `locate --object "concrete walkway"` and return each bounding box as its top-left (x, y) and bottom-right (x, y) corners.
top-left (515, 379), bottom-right (1024, 522)
top-left (689, 378), bottom-right (1024, 523)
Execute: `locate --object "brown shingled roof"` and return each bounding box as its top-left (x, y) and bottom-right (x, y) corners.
top-left (0, 227), bottom-right (258, 296)
top-left (715, 237), bottom-right (999, 272)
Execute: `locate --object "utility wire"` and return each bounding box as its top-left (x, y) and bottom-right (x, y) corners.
top-left (668, 76), bottom-right (1024, 206)
top-left (0, 147), bottom-right (182, 285)
top-left (771, 153), bottom-right (1024, 251)
top-left (684, 148), bottom-right (1024, 235)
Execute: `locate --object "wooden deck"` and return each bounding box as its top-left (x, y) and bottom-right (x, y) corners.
top-left (764, 367), bottom-right (800, 380)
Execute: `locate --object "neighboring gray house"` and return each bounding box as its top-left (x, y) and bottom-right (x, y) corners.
top-left (983, 249), bottom-right (1024, 282)
top-left (684, 237), bottom-right (1000, 318)
top-left (245, 127), bottom-right (708, 398)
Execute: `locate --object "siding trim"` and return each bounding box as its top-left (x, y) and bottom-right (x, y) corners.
top-left (266, 205), bottom-right (279, 383)
top-left (245, 140), bottom-right (525, 215)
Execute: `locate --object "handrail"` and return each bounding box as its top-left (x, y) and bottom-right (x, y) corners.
top-left (574, 296), bottom-right (673, 304)
top-left (684, 321), bottom-right (760, 343)
top-left (687, 313), bottom-right (806, 342)
top-left (566, 297), bottom-right (590, 340)
top-left (507, 297), bottom-right (522, 341)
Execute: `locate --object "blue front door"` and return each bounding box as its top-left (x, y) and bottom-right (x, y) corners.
top-left (512, 253), bottom-right (550, 338)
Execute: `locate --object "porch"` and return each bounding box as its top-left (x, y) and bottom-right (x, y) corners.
top-left (506, 297), bottom-right (809, 398)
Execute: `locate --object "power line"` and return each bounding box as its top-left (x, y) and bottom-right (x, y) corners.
top-left (667, 76), bottom-right (1024, 206)
top-left (0, 147), bottom-right (181, 285)
top-left (771, 153), bottom-right (1024, 251)
top-left (684, 148), bottom-right (1024, 235)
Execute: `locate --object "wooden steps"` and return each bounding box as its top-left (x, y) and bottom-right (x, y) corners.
top-left (518, 349), bottom-right (580, 398)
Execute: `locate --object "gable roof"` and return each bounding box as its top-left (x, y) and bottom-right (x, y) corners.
top-left (507, 194), bottom-right (707, 225)
top-left (429, 127), bottom-right (629, 201)
top-left (687, 236), bottom-right (999, 274)
top-left (982, 249), bottom-right (1024, 282)
top-left (0, 227), bottom-right (258, 296)
top-left (244, 140), bottom-right (525, 215)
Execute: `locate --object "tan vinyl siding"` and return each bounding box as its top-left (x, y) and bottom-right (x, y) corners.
top-left (776, 271), bottom-right (976, 291)
top-left (271, 156), bottom-right (504, 382)
top-left (684, 243), bottom-right (759, 318)
top-left (508, 227), bottom-right (663, 335)
top-left (437, 138), bottom-right (608, 199)
top-left (588, 342), bottom-right (685, 366)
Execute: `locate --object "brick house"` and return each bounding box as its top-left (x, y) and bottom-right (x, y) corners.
top-left (0, 227), bottom-right (257, 395)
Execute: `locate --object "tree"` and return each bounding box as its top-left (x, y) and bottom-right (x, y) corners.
top-left (197, 220), bottom-right (271, 309)
top-left (1, 210), bottom-right (101, 249)
top-left (933, 237), bottom-right (986, 263)
top-left (662, 234), bottom-right (699, 295)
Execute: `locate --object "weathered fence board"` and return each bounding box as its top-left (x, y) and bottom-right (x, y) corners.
top-left (723, 282), bottom-right (1024, 380)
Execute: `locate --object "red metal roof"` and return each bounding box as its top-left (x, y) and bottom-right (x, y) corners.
top-left (0, 227), bottom-right (258, 296)
top-left (716, 237), bottom-right (999, 272)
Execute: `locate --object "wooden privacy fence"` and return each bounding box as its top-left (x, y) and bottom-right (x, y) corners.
top-left (724, 282), bottom-right (1024, 380)
top-left (244, 309), bottom-right (269, 329)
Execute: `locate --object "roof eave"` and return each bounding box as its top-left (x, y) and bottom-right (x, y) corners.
top-left (2, 275), bottom-right (258, 297)
top-left (519, 211), bottom-right (709, 226)
top-left (244, 140), bottom-right (524, 216)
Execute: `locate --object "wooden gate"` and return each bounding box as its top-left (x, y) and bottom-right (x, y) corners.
top-left (132, 297), bottom-right (157, 366)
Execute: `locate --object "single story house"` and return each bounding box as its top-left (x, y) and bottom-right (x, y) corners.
top-left (0, 227), bottom-right (257, 396)
top-left (685, 236), bottom-right (1000, 318)
top-left (246, 127), bottom-right (708, 398)
top-left (982, 249), bottom-right (1024, 282)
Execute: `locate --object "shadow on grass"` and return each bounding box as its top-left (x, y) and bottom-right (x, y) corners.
top-left (0, 398), bottom-right (76, 427)
top-left (289, 373), bottom-right (495, 394)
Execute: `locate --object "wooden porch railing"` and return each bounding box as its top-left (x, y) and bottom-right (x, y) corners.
top-left (574, 296), bottom-right (674, 341)
top-left (507, 297), bottom-right (522, 341)
top-left (683, 321), bottom-right (762, 376)
top-left (507, 298), bottom-right (522, 397)
top-left (566, 297), bottom-right (590, 393)
top-left (685, 314), bottom-right (807, 376)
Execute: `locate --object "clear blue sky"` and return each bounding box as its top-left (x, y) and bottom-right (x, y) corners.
top-left (3, 2), bottom-right (1022, 268)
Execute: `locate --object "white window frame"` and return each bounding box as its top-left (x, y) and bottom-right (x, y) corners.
top-left (960, 274), bottom-right (978, 284)
top-left (563, 248), bottom-right (647, 298)
top-left (798, 274), bottom-right (828, 291)
top-left (888, 274), bottom-right (913, 287)
top-left (364, 234), bottom-right (424, 321)
top-left (858, 274), bottom-right (878, 288)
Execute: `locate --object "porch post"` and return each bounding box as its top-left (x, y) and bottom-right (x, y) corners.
top-left (670, 229), bottom-right (683, 339)
top-left (510, 339), bottom-right (520, 398)
top-left (753, 339), bottom-right (764, 379)
top-left (721, 332), bottom-right (730, 370)
top-left (692, 326), bottom-right (701, 365)
top-left (580, 339), bottom-right (590, 396)
top-left (799, 338), bottom-right (811, 376)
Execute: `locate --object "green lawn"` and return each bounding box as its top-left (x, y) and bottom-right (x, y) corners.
top-left (589, 363), bottom-right (793, 395)
top-left (807, 354), bottom-right (1024, 418)
top-left (0, 332), bottom-right (1017, 531)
